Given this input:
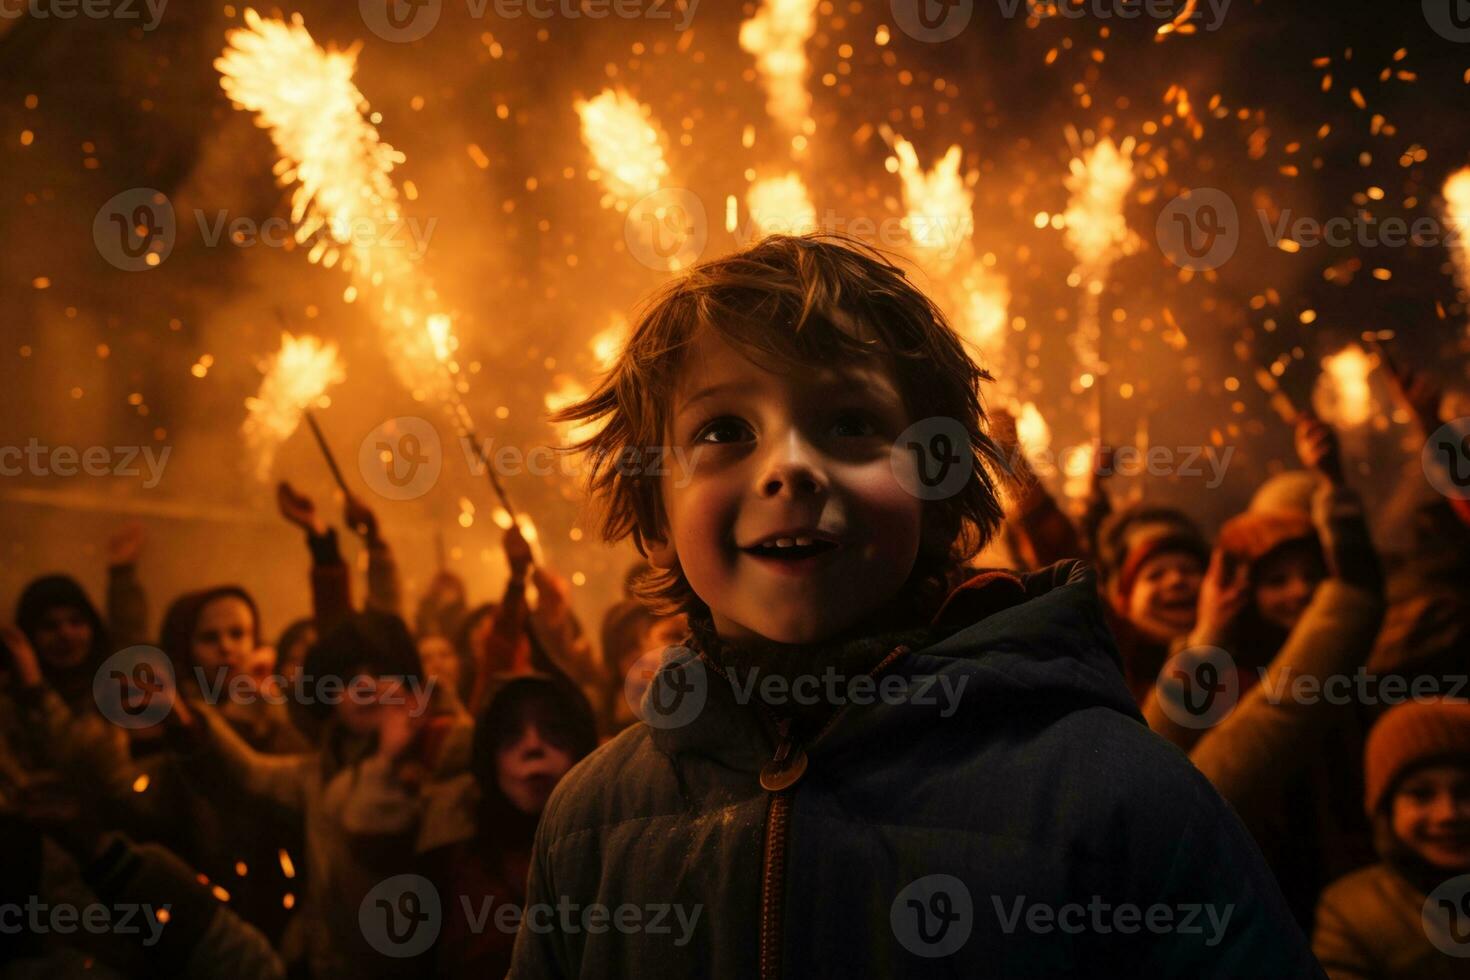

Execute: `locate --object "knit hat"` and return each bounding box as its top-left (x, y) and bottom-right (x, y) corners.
top-left (1364, 699), bottom-right (1470, 815)
top-left (1248, 470), bottom-right (1318, 516)
top-left (1216, 510), bottom-right (1317, 567)
top-left (1096, 506), bottom-right (1209, 599)
top-left (1112, 526), bottom-right (1210, 601)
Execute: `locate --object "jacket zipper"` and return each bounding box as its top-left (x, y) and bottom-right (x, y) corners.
top-left (759, 752), bottom-right (792, 980)
top-left (755, 644), bottom-right (913, 980)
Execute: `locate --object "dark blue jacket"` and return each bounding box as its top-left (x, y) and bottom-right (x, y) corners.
top-left (510, 562), bottom-right (1324, 978)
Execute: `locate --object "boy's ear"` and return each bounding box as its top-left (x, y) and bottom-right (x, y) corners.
top-left (918, 509), bottom-right (955, 560)
top-left (644, 534), bottom-right (678, 570)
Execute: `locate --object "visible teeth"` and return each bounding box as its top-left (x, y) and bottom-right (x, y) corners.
top-left (774, 538), bottom-right (796, 548)
top-left (793, 536), bottom-right (812, 546)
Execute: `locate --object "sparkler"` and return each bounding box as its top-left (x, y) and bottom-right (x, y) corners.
top-left (216, 9), bottom-right (454, 406)
top-left (1313, 345), bottom-right (1377, 429)
top-left (242, 332), bottom-right (344, 481)
top-left (1061, 134), bottom-right (1137, 438)
top-left (219, 12), bottom-right (531, 526)
top-left (957, 260), bottom-right (1011, 363)
top-left (746, 173), bottom-right (817, 237)
top-left (1443, 167), bottom-right (1470, 302)
top-left (739, 0), bottom-right (817, 139)
top-left (887, 129), bottom-right (973, 276)
top-left (574, 88), bottom-right (670, 210)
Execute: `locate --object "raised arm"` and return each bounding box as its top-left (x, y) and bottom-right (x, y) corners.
top-left (277, 481), bottom-right (353, 635)
top-left (105, 522), bottom-right (149, 650)
top-left (345, 491), bottom-right (403, 619)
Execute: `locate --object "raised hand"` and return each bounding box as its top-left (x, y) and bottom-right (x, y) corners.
top-left (1383, 359), bottom-right (1443, 436)
top-left (373, 678), bottom-right (429, 762)
top-left (1190, 548), bottom-right (1250, 648)
top-left (276, 481), bottom-right (324, 535)
top-left (0, 625), bottom-right (44, 688)
top-left (504, 523), bottom-right (534, 579)
top-left (107, 521), bottom-right (145, 567)
top-left (343, 491), bottom-right (380, 542)
top-left (1294, 415), bottom-right (1343, 485)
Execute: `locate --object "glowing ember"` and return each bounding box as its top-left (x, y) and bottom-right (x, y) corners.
top-left (891, 135), bottom-right (973, 275)
top-left (1063, 443), bottom-right (1096, 501)
top-left (544, 375), bottom-right (602, 446)
top-left (957, 260), bottom-right (1011, 360)
top-left (1443, 167), bottom-right (1470, 300)
top-left (574, 88), bottom-right (670, 208)
top-left (739, 0), bottom-right (817, 137)
top-left (1062, 136), bottom-right (1137, 397)
top-left (590, 314), bottom-right (630, 374)
top-left (1314, 345), bottom-right (1377, 429)
top-left (242, 332), bottom-right (344, 480)
top-left (746, 173), bottom-right (817, 236)
top-left (217, 10), bottom-right (455, 404)
top-left (1063, 136), bottom-right (1138, 285)
top-left (427, 313), bottom-right (455, 364)
top-left (1013, 401), bottom-right (1052, 459)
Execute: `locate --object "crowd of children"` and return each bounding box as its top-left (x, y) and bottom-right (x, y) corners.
top-left (3, 234), bottom-right (1470, 978)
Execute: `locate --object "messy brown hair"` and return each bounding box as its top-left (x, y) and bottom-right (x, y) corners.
top-left (551, 233), bottom-right (1009, 619)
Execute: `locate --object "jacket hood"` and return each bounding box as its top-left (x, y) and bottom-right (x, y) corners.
top-left (644, 560), bottom-right (1142, 771)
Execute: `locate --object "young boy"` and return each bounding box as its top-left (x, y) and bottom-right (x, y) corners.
top-left (512, 235), bottom-right (1322, 978)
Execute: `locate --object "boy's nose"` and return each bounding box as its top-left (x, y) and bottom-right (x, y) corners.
top-left (757, 433), bottom-right (827, 498)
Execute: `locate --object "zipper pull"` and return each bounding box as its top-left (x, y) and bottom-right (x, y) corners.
top-left (760, 717), bottom-right (808, 792)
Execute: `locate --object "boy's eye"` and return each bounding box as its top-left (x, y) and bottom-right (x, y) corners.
top-left (832, 411), bottom-right (880, 439)
top-left (694, 417), bottom-right (752, 444)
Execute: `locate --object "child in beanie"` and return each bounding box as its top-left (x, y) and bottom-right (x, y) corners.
top-left (509, 235), bottom-right (1320, 978)
top-left (1313, 699), bottom-right (1470, 979)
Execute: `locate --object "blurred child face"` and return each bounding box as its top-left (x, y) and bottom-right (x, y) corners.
top-left (191, 596), bottom-right (255, 676)
top-left (1253, 544), bottom-right (1324, 632)
top-left (1391, 764), bottom-right (1470, 872)
top-left (655, 330), bottom-right (925, 645)
top-left (614, 615), bottom-right (689, 729)
top-left (418, 636), bottom-right (460, 693)
top-left (335, 671), bottom-right (389, 736)
top-left (1125, 552), bottom-right (1202, 643)
top-left (32, 606), bottom-right (93, 669)
top-left (497, 722), bottom-right (575, 816)
top-left (281, 627), bottom-right (316, 682)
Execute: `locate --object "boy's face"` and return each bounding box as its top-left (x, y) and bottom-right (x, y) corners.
top-left (1391, 764), bottom-right (1470, 871)
top-left (1124, 551), bottom-right (1202, 643)
top-left (651, 329), bottom-right (925, 645)
top-left (1253, 543), bottom-right (1324, 632)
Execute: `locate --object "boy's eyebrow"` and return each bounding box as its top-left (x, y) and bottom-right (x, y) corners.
top-left (678, 373), bottom-right (905, 415)
top-left (676, 380), bottom-right (748, 416)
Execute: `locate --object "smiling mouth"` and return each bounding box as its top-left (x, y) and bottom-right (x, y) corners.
top-left (741, 538), bottom-right (840, 561)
